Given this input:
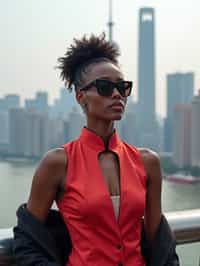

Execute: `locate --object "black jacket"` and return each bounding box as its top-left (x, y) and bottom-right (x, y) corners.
top-left (12, 204), bottom-right (179, 266)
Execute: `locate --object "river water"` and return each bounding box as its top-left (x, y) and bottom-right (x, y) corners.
top-left (0, 160), bottom-right (199, 265)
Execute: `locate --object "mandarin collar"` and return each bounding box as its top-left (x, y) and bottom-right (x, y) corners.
top-left (79, 127), bottom-right (122, 152)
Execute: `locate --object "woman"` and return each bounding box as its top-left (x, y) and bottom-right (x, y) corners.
top-left (13, 33), bottom-right (178, 266)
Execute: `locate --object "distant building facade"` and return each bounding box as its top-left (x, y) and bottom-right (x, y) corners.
top-left (0, 112), bottom-right (9, 154)
top-left (48, 118), bottom-right (65, 148)
top-left (49, 88), bottom-right (79, 119)
top-left (9, 108), bottom-right (27, 156)
top-left (172, 104), bottom-right (191, 168)
top-left (68, 108), bottom-right (85, 141)
top-left (9, 108), bottom-right (50, 157)
top-left (191, 91), bottom-right (200, 167)
top-left (0, 112), bottom-right (9, 144)
top-left (121, 111), bottom-right (138, 146)
top-left (0, 94), bottom-right (20, 112)
top-left (25, 91), bottom-right (48, 113)
top-left (164, 72), bottom-right (194, 152)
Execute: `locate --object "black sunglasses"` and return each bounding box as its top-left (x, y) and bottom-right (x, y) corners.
top-left (80, 79), bottom-right (133, 97)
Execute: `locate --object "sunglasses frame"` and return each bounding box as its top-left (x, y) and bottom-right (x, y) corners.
top-left (80, 79), bottom-right (133, 97)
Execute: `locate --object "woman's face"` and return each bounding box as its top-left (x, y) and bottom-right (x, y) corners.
top-left (77, 61), bottom-right (128, 121)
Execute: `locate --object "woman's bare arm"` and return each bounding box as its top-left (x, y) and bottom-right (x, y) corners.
top-left (139, 148), bottom-right (162, 246)
top-left (27, 148), bottom-right (67, 223)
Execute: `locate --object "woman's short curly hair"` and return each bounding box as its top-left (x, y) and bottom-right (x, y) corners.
top-left (57, 33), bottom-right (120, 91)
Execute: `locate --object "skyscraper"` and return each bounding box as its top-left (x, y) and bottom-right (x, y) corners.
top-left (9, 108), bottom-right (50, 157)
top-left (49, 88), bottom-right (79, 119)
top-left (164, 72), bottom-right (194, 152)
top-left (191, 91), bottom-right (200, 167)
top-left (25, 91), bottom-right (49, 113)
top-left (172, 104), bottom-right (191, 168)
top-left (35, 91), bottom-right (49, 113)
top-left (0, 112), bottom-right (9, 145)
top-left (138, 7), bottom-right (159, 150)
top-left (121, 111), bottom-right (138, 145)
top-left (138, 7), bottom-right (155, 121)
top-left (5, 94), bottom-right (20, 110)
top-left (68, 108), bottom-right (85, 141)
top-left (9, 108), bottom-right (27, 156)
top-left (0, 94), bottom-right (20, 112)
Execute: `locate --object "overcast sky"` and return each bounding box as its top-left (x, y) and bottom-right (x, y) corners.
top-left (0, 0), bottom-right (200, 117)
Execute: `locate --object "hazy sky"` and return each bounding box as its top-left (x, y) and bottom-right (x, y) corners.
top-left (0, 0), bottom-right (200, 117)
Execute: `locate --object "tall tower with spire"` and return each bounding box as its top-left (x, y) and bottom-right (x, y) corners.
top-left (138, 7), bottom-right (155, 125)
top-left (137, 7), bottom-right (159, 150)
top-left (107, 0), bottom-right (114, 42)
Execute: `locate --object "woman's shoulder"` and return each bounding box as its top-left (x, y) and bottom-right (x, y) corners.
top-left (138, 147), bottom-right (160, 161)
top-left (26, 148), bottom-right (68, 222)
top-left (42, 148), bottom-right (67, 167)
top-left (122, 142), bottom-right (159, 163)
top-left (34, 148), bottom-right (67, 187)
top-left (137, 148), bottom-right (161, 178)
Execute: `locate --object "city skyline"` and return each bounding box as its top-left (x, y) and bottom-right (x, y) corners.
top-left (0, 0), bottom-right (200, 117)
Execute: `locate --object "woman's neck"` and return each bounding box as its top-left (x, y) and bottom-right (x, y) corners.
top-left (86, 120), bottom-right (115, 143)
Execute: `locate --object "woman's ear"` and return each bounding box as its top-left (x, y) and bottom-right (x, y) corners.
top-left (76, 90), bottom-right (88, 114)
top-left (75, 90), bottom-right (84, 105)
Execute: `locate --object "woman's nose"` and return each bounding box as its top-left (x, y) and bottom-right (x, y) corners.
top-left (111, 88), bottom-right (121, 98)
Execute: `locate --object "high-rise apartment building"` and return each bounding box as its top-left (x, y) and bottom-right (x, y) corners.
top-left (172, 104), bottom-right (191, 168)
top-left (191, 91), bottom-right (200, 167)
top-left (121, 111), bottom-right (138, 145)
top-left (23, 111), bottom-right (42, 157)
top-left (164, 72), bottom-right (194, 152)
top-left (35, 91), bottom-right (48, 113)
top-left (68, 108), bottom-right (85, 141)
top-left (0, 112), bottom-right (9, 153)
top-left (0, 94), bottom-right (20, 112)
top-left (49, 88), bottom-right (79, 119)
top-left (9, 108), bottom-right (50, 157)
top-left (5, 94), bottom-right (20, 109)
top-left (23, 111), bottom-right (50, 157)
top-left (25, 91), bottom-right (49, 113)
top-left (48, 118), bottom-right (65, 148)
top-left (9, 108), bottom-right (27, 156)
top-left (0, 112), bottom-right (9, 144)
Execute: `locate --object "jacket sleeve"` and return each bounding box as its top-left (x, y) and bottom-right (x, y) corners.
top-left (12, 204), bottom-right (71, 266)
top-left (141, 214), bottom-right (180, 266)
top-left (164, 243), bottom-right (180, 266)
top-left (158, 216), bottom-right (180, 266)
top-left (13, 226), bottom-right (60, 266)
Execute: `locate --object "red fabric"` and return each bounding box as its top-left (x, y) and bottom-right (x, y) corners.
top-left (56, 127), bottom-right (147, 266)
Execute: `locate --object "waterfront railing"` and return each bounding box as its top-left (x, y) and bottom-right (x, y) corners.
top-left (0, 208), bottom-right (200, 264)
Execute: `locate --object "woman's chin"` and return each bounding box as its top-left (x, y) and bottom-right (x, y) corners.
top-left (114, 116), bottom-right (123, 121)
top-left (110, 113), bottom-right (123, 121)
top-left (99, 112), bottom-right (124, 121)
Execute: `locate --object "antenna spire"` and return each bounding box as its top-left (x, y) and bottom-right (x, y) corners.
top-left (107, 0), bottom-right (114, 42)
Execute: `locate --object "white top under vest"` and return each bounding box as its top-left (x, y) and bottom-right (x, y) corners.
top-left (111, 195), bottom-right (120, 219)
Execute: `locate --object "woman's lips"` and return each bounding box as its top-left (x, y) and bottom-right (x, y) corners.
top-left (110, 102), bottom-right (124, 112)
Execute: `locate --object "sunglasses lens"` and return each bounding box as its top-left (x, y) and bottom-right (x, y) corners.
top-left (117, 81), bottom-right (132, 97)
top-left (96, 80), bottom-right (113, 96)
top-left (95, 80), bottom-right (132, 97)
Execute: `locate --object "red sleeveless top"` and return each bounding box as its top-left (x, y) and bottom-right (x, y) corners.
top-left (56, 127), bottom-right (147, 266)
